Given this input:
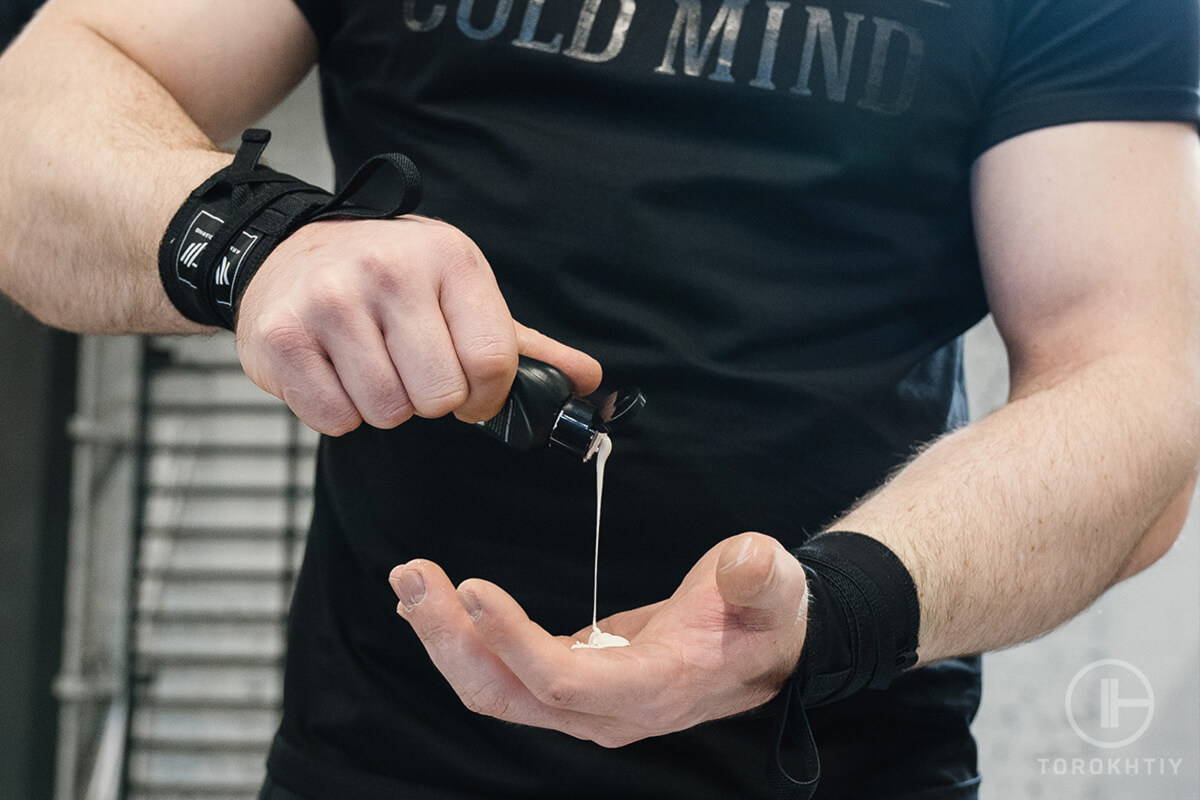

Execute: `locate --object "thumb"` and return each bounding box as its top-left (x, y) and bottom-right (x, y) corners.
top-left (515, 322), bottom-right (604, 396)
top-left (715, 533), bottom-right (808, 630)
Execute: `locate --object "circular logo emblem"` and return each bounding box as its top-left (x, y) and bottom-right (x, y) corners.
top-left (1065, 659), bottom-right (1154, 749)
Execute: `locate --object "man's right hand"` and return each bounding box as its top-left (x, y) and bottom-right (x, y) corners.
top-left (235, 215), bottom-right (603, 436)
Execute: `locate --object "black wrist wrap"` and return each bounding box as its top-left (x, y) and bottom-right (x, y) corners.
top-left (791, 531), bottom-right (920, 707)
top-left (767, 531), bottom-right (921, 798)
top-left (159, 129), bottom-right (422, 330)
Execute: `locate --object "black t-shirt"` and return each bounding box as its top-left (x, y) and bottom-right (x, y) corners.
top-left (270, 1), bottom-right (1198, 798)
top-left (0, 0), bottom-right (45, 48)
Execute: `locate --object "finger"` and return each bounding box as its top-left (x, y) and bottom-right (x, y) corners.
top-left (437, 259), bottom-right (519, 423)
top-left (321, 319), bottom-right (414, 429)
top-left (515, 323), bottom-right (603, 396)
top-left (381, 304), bottom-right (470, 419)
top-left (714, 533), bottom-right (808, 631)
top-left (390, 561), bottom-right (616, 738)
top-left (569, 600), bottom-right (668, 642)
top-left (250, 326), bottom-right (362, 436)
top-left (458, 578), bottom-right (664, 716)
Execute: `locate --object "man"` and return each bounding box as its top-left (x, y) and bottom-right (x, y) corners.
top-left (1, 0), bottom-right (1198, 797)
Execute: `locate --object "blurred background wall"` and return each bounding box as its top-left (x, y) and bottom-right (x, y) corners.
top-left (0, 303), bottom-right (75, 796)
top-left (0, 4), bottom-right (76, 799)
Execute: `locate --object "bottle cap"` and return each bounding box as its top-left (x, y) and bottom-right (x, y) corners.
top-left (549, 396), bottom-right (603, 459)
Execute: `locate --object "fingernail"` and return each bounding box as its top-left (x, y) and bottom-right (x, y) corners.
top-left (457, 589), bottom-right (482, 621)
top-left (719, 535), bottom-right (756, 573)
top-left (391, 568), bottom-right (426, 611)
top-left (387, 565), bottom-right (405, 595)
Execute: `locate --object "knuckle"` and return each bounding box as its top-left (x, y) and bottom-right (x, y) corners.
top-left (412, 375), bottom-right (470, 418)
top-left (458, 687), bottom-right (485, 714)
top-left (457, 394), bottom-right (506, 425)
top-left (461, 334), bottom-right (517, 385)
top-left (460, 679), bottom-right (510, 719)
top-left (364, 396), bottom-right (414, 429)
top-left (357, 253), bottom-right (409, 296)
top-left (306, 278), bottom-right (356, 325)
top-left (535, 676), bottom-right (579, 709)
top-left (277, 374), bottom-right (361, 438)
top-left (321, 414), bottom-right (362, 437)
top-left (309, 399), bottom-right (361, 437)
top-left (560, 725), bottom-right (594, 742)
top-left (259, 320), bottom-right (314, 361)
top-left (302, 405), bottom-right (359, 437)
top-left (237, 358), bottom-right (274, 398)
top-left (421, 624), bottom-right (457, 653)
top-left (427, 227), bottom-right (484, 278)
top-left (353, 374), bottom-right (413, 429)
top-left (591, 730), bottom-right (631, 749)
top-left (591, 733), bottom-right (616, 749)
top-left (317, 389), bottom-right (359, 423)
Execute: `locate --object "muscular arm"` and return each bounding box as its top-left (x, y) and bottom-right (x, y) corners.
top-left (835, 121), bottom-right (1200, 663)
top-left (0, 1), bottom-right (602, 432)
top-left (376, 121), bottom-right (1200, 749)
top-left (0, 0), bottom-right (315, 333)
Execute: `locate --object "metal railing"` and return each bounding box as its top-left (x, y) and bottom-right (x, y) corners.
top-left (53, 335), bottom-right (143, 800)
top-left (53, 334), bottom-right (314, 799)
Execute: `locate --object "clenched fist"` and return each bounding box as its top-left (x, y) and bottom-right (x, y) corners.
top-left (235, 216), bottom-right (602, 435)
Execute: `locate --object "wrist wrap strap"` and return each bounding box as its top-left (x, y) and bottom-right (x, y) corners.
top-left (792, 531), bottom-right (920, 706)
top-left (159, 129), bottom-right (422, 330)
top-left (768, 531), bottom-right (920, 799)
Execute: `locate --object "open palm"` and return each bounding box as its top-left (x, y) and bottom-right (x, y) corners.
top-left (390, 532), bottom-right (809, 747)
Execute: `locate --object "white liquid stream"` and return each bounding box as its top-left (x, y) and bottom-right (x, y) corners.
top-left (571, 434), bottom-right (630, 650)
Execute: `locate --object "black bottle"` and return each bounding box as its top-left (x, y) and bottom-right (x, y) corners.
top-left (475, 356), bottom-right (645, 459)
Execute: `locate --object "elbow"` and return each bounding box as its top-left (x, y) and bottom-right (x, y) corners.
top-left (1113, 472), bottom-right (1196, 583)
top-left (1118, 376), bottom-right (1200, 582)
top-left (1, 283), bottom-right (72, 333)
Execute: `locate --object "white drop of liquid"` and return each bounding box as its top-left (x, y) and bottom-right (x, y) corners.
top-left (571, 434), bottom-right (630, 650)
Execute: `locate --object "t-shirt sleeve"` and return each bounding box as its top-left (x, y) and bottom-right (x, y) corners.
top-left (972, 0), bottom-right (1200, 157)
top-left (291, 0), bottom-right (340, 51)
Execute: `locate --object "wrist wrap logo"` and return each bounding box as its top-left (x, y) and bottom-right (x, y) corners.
top-left (175, 210), bottom-right (260, 307)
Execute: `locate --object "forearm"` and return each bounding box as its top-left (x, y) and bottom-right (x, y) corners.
top-left (835, 349), bottom-right (1200, 664)
top-left (0, 8), bottom-right (230, 333)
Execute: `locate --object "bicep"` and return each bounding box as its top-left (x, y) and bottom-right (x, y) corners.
top-left (971, 121), bottom-right (1200, 397)
top-left (43, 0), bottom-right (317, 143)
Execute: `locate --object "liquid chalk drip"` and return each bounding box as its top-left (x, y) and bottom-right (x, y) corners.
top-left (571, 434), bottom-right (630, 650)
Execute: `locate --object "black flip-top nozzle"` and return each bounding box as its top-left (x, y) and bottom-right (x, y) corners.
top-left (474, 356), bottom-right (646, 460)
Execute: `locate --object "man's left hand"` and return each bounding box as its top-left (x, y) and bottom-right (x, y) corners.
top-left (388, 532), bottom-right (809, 748)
